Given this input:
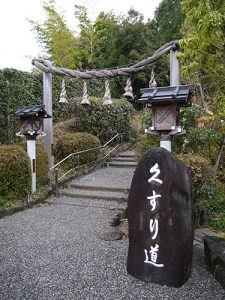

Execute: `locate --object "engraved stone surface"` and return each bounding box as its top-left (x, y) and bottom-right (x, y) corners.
top-left (127, 147), bottom-right (193, 288)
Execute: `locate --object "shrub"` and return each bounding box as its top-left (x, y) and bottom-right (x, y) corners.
top-left (36, 144), bottom-right (49, 188)
top-left (203, 174), bottom-right (225, 230)
top-left (0, 145), bottom-right (31, 206)
top-left (178, 154), bottom-right (212, 198)
top-left (77, 98), bottom-right (135, 144)
top-left (55, 132), bottom-right (101, 170)
top-left (173, 105), bottom-right (223, 163)
top-left (178, 154), bottom-right (214, 226)
top-left (135, 135), bottom-right (159, 161)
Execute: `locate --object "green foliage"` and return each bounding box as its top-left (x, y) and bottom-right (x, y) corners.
top-left (55, 132), bottom-right (101, 170)
top-left (173, 104), bottom-right (223, 164)
top-left (30, 3), bottom-right (184, 96)
top-left (178, 154), bottom-right (212, 206)
top-left (204, 173), bottom-right (225, 230)
top-left (152, 0), bottom-right (184, 46)
top-left (0, 68), bottom-right (42, 144)
top-left (36, 144), bottom-right (49, 187)
top-left (0, 68), bottom-right (105, 144)
top-left (178, 153), bottom-right (225, 228)
top-left (77, 98), bottom-right (135, 144)
top-left (207, 215), bottom-right (225, 231)
top-left (135, 135), bottom-right (159, 161)
top-left (92, 12), bottom-right (117, 69)
top-left (0, 145), bottom-right (31, 206)
top-left (30, 0), bottom-right (82, 68)
top-left (179, 0), bottom-right (225, 119)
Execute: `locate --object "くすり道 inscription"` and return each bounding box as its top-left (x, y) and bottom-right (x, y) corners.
top-left (127, 148), bottom-right (194, 288)
top-left (144, 163), bottom-right (164, 267)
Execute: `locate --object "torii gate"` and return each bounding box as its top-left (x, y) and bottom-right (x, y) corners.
top-left (32, 40), bottom-right (181, 168)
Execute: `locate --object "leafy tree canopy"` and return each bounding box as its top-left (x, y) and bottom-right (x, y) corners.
top-left (30, 0), bottom-right (85, 68)
top-left (179, 0), bottom-right (225, 119)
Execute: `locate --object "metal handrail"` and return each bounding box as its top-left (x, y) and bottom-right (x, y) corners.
top-left (50, 133), bottom-right (121, 196)
top-left (49, 133), bottom-right (119, 172)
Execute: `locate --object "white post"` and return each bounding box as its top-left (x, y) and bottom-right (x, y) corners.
top-left (160, 139), bottom-right (172, 152)
top-left (27, 138), bottom-right (36, 193)
top-left (170, 47), bottom-right (181, 86)
top-left (43, 59), bottom-right (54, 168)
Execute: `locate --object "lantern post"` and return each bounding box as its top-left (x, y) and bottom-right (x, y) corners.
top-left (12, 105), bottom-right (51, 194)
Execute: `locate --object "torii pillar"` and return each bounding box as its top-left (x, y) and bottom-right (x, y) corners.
top-left (43, 58), bottom-right (54, 168)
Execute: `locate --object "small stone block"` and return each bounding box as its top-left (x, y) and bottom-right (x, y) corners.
top-left (204, 236), bottom-right (225, 289)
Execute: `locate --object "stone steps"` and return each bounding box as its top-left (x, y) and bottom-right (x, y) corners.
top-left (118, 154), bottom-right (135, 158)
top-left (108, 161), bottom-right (137, 167)
top-left (57, 197), bottom-right (127, 210)
top-left (107, 149), bottom-right (137, 168)
top-left (61, 187), bottom-right (128, 202)
top-left (59, 149), bottom-right (136, 202)
top-left (111, 157), bottom-right (135, 162)
top-left (69, 183), bottom-right (129, 193)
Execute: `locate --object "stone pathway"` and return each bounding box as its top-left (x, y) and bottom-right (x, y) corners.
top-left (0, 150), bottom-right (225, 299)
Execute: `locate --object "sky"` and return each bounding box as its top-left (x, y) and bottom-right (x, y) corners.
top-left (0, 0), bottom-right (161, 71)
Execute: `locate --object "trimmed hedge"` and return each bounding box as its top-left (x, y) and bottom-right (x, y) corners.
top-left (0, 145), bottom-right (31, 206)
top-left (55, 132), bottom-right (101, 170)
top-left (0, 68), bottom-right (104, 144)
top-left (77, 98), bottom-right (136, 144)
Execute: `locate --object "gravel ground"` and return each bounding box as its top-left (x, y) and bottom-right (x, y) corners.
top-left (0, 197), bottom-right (224, 300)
top-left (71, 167), bottom-right (135, 189)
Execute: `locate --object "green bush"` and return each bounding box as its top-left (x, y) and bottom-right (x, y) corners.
top-left (203, 174), bottom-right (225, 230)
top-left (55, 132), bottom-right (101, 170)
top-left (178, 154), bottom-right (212, 205)
top-left (0, 145), bottom-right (31, 206)
top-left (77, 98), bottom-right (135, 144)
top-left (173, 105), bottom-right (223, 163)
top-left (36, 144), bottom-right (49, 188)
top-left (177, 154), bottom-right (223, 227)
top-left (135, 135), bottom-right (159, 161)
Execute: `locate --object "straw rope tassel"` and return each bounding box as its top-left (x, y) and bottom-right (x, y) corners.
top-left (149, 69), bottom-right (157, 88)
top-left (103, 79), bottom-right (112, 105)
top-left (59, 78), bottom-right (68, 103)
top-left (81, 80), bottom-right (91, 105)
top-left (123, 77), bottom-right (134, 100)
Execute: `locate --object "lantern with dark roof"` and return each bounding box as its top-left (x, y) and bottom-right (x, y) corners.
top-left (12, 105), bottom-right (51, 137)
top-left (137, 85), bottom-right (195, 136)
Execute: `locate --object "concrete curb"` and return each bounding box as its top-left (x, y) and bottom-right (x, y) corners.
top-left (0, 191), bottom-right (53, 219)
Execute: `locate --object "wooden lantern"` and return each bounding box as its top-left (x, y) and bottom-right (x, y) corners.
top-left (12, 105), bottom-right (51, 136)
top-left (137, 85), bottom-right (194, 135)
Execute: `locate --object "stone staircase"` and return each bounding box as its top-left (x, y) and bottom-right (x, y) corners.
top-left (60, 150), bottom-right (136, 202)
top-left (107, 150), bottom-right (138, 168)
top-left (61, 184), bottom-right (129, 202)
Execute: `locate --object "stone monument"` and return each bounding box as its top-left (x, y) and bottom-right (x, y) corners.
top-left (127, 148), bottom-right (193, 288)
